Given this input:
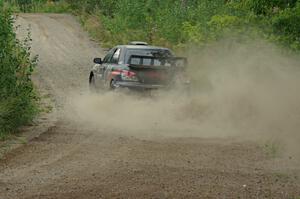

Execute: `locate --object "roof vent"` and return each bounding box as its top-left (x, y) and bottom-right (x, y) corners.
top-left (129, 41), bottom-right (148, 46)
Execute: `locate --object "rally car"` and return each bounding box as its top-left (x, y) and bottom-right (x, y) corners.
top-left (89, 41), bottom-right (187, 91)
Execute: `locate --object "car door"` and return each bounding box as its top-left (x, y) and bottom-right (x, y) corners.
top-left (103, 48), bottom-right (121, 83)
top-left (94, 48), bottom-right (115, 86)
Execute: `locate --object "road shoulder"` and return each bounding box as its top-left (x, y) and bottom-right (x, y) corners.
top-left (0, 85), bottom-right (57, 159)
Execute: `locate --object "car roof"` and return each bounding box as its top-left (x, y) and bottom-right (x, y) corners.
top-left (117, 45), bottom-right (170, 50)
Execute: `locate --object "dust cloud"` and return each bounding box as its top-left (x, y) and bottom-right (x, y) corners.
top-left (66, 40), bottom-right (300, 157)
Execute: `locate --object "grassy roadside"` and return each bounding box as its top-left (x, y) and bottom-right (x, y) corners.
top-left (5, 0), bottom-right (300, 52)
top-left (0, 2), bottom-right (39, 140)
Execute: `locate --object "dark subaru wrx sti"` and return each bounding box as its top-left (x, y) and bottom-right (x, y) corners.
top-left (89, 42), bottom-right (188, 91)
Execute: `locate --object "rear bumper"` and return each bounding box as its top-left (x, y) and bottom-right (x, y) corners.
top-left (115, 81), bottom-right (165, 89)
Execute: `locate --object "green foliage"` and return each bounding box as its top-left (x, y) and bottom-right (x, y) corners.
top-left (7, 0), bottom-right (70, 13)
top-left (94, 0), bottom-right (230, 47)
top-left (271, 2), bottom-right (300, 50)
top-left (5, 0), bottom-right (300, 51)
top-left (31, 1), bottom-right (70, 13)
top-left (247, 0), bottom-right (297, 15)
top-left (66, 0), bottom-right (298, 51)
top-left (65, 0), bottom-right (117, 15)
top-left (0, 5), bottom-right (38, 139)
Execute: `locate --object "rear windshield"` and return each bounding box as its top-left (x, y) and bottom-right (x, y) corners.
top-left (125, 49), bottom-right (173, 64)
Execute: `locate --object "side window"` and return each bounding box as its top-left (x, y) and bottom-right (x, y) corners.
top-left (102, 48), bottom-right (115, 63)
top-left (111, 48), bottom-right (121, 64)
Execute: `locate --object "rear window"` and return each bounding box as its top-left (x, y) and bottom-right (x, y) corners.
top-left (125, 49), bottom-right (173, 64)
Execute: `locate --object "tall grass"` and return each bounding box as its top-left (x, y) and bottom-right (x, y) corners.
top-left (0, 3), bottom-right (38, 139)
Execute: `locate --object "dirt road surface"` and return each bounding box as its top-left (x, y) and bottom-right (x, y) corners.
top-left (0, 14), bottom-right (300, 199)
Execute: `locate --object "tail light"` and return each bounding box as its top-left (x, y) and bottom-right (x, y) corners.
top-left (121, 70), bottom-right (138, 82)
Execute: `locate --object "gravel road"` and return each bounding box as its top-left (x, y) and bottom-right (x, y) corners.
top-left (0, 14), bottom-right (299, 199)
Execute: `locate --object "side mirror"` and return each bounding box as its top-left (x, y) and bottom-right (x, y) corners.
top-left (93, 58), bottom-right (102, 64)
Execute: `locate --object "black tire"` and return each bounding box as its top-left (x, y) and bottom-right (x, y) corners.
top-left (89, 74), bottom-right (96, 93)
top-left (109, 79), bottom-right (116, 90)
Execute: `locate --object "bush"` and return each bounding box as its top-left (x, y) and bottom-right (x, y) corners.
top-left (0, 3), bottom-right (38, 139)
top-left (247, 0), bottom-right (298, 15)
top-left (271, 2), bottom-right (300, 50)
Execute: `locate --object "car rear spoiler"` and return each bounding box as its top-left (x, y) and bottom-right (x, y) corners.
top-left (128, 55), bottom-right (187, 70)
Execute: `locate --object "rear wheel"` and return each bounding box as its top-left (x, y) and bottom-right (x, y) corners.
top-left (89, 74), bottom-right (96, 93)
top-left (109, 79), bottom-right (117, 90)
